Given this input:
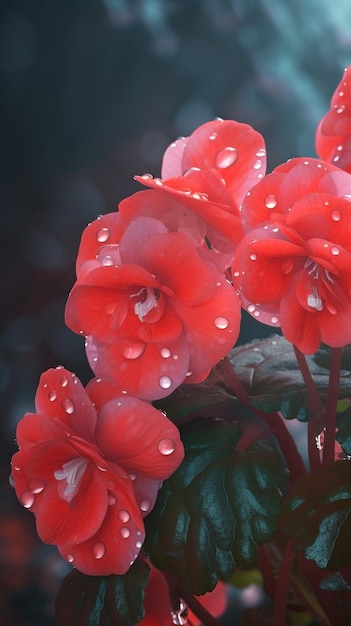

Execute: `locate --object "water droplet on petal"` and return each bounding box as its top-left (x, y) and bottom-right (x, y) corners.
top-left (331, 209), bottom-right (342, 222)
top-left (214, 316), bottom-right (229, 329)
top-left (28, 479), bottom-right (46, 494)
top-left (129, 472), bottom-right (136, 480)
top-left (92, 542), bottom-right (106, 559)
top-left (48, 390), bottom-right (57, 401)
top-left (270, 315), bottom-right (279, 324)
top-left (158, 438), bottom-right (175, 455)
top-left (215, 146), bottom-right (239, 168)
top-left (140, 499), bottom-right (151, 512)
top-left (108, 494), bottom-right (117, 505)
top-left (118, 509), bottom-right (130, 523)
top-left (209, 132), bottom-right (217, 140)
top-left (96, 228), bottom-right (110, 243)
top-left (60, 376), bottom-right (69, 388)
top-left (136, 540), bottom-right (143, 549)
top-left (326, 302), bottom-right (338, 315)
top-left (122, 343), bottom-right (145, 359)
top-left (253, 159), bottom-right (262, 170)
top-left (256, 148), bottom-right (266, 157)
top-left (159, 375), bottom-right (172, 389)
top-left (160, 347), bottom-right (171, 358)
top-left (120, 527), bottom-right (131, 538)
top-left (101, 255), bottom-right (114, 266)
top-left (66, 554), bottom-right (74, 563)
top-left (249, 253), bottom-right (257, 261)
top-left (9, 473), bottom-right (15, 487)
top-left (264, 194), bottom-right (278, 209)
top-left (62, 398), bottom-right (75, 414)
top-left (331, 246), bottom-right (340, 255)
top-left (21, 491), bottom-right (35, 508)
top-left (247, 304), bottom-right (256, 313)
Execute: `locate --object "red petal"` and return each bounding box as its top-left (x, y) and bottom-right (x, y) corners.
top-left (85, 334), bottom-right (190, 400)
top-left (181, 119), bottom-right (267, 206)
top-left (171, 278), bottom-right (241, 371)
top-left (34, 368), bottom-right (97, 441)
top-left (57, 485), bottom-right (145, 576)
top-left (76, 212), bottom-right (128, 275)
top-left (95, 396), bottom-right (184, 478)
top-left (161, 136), bottom-right (188, 178)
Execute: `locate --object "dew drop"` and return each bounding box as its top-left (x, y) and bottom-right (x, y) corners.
top-left (140, 499), bottom-right (151, 512)
top-left (92, 542), bottom-right (106, 559)
top-left (214, 316), bottom-right (229, 329)
top-left (256, 148), bottom-right (266, 157)
top-left (247, 304), bottom-right (256, 313)
top-left (96, 227), bottom-right (110, 243)
top-left (331, 246), bottom-right (340, 256)
top-left (101, 255), bottom-right (114, 266)
top-left (28, 479), bottom-right (46, 494)
top-left (118, 509), bottom-right (130, 523)
top-left (159, 375), bottom-right (172, 389)
top-left (272, 227), bottom-right (280, 233)
top-left (123, 344), bottom-right (145, 359)
top-left (158, 438), bottom-right (176, 455)
top-left (209, 132), bottom-right (217, 140)
top-left (249, 253), bottom-right (257, 261)
top-left (253, 159), bottom-right (262, 170)
top-left (215, 146), bottom-right (239, 168)
top-left (326, 302), bottom-right (338, 315)
top-left (141, 173), bottom-right (153, 179)
top-left (108, 494), bottom-right (117, 505)
top-left (129, 472), bottom-right (136, 480)
top-left (160, 347), bottom-right (171, 358)
top-left (62, 398), bottom-right (75, 414)
top-left (21, 491), bottom-right (35, 508)
top-left (48, 390), bottom-right (57, 402)
top-left (136, 540), bottom-right (143, 549)
top-left (264, 194), bottom-right (278, 209)
top-left (253, 310), bottom-right (260, 317)
top-left (60, 376), bottom-right (69, 388)
top-left (331, 209), bottom-right (342, 222)
top-left (270, 315), bottom-right (279, 324)
top-left (120, 527), bottom-right (131, 538)
top-left (333, 155), bottom-right (340, 163)
top-left (66, 554), bottom-right (74, 563)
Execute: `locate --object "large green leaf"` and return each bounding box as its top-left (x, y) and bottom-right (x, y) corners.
top-left (54, 561), bottom-right (150, 626)
top-left (280, 461), bottom-right (351, 571)
top-left (143, 419), bottom-right (287, 595)
top-left (229, 337), bottom-right (351, 421)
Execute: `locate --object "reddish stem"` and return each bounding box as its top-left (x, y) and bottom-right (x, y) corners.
top-left (293, 346), bottom-right (323, 473)
top-left (221, 358), bottom-right (306, 482)
top-left (274, 538), bottom-right (294, 626)
top-left (323, 347), bottom-right (342, 466)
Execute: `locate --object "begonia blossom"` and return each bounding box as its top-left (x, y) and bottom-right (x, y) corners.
top-left (10, 367), bottom-right (184, 576)
top-left (232, 157), bottom-right (351, 354)
top-left (65, 215), bottom-right (241, 400)
top-left (316, 65), bottom-right (351, 173)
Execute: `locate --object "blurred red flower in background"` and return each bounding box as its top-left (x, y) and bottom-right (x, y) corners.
top-left (316, 65), bottom-right (351, 173)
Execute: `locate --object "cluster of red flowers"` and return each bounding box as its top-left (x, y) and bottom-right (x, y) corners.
top-left (10, 64), bottom-right (351, 617)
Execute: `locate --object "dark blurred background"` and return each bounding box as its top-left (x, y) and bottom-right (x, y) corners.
top-left (1, 0), bottom-right (351, 623)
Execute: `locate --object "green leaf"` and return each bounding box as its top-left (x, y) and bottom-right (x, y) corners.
top-left (154, 366), bottom-right (233, 422)
top-left (229, 336), bottom-right (351, 421)
top-left (280, 461), bottom-right (351, 571)
top-left (144, 419), bottom-right (287, 595)
top-left (53, 561), bottom-right (150, 626)
top-left (336, 406), bottom-right (351, 456)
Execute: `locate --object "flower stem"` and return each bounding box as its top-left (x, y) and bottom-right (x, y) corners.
top-left (165, 575), bottom-right (222, 626)
top-left (323, 347), bottom-right (342, 466)
top-left (220, 358), bottom-right (306, 482)
top-left (274, 538), bottom-right (294, 626)
top-left (293, 346), bottom-right (324, 473)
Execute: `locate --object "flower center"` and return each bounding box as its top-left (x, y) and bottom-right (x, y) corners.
top-left (54, 457), bottom-right (88, 501)
top-left (304, 259), bottom-right (334, 311)
top-left (133, 287), bottom-right (159, 321)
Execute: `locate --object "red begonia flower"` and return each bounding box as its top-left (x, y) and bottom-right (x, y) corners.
top-left (140, 562), bottom-right (227, 626)
top-left (65, 215), bottom-right (241, 400)
top-left (161, 118), bottom-right (267, 207)
top-left (10, 367), bottom-right (184, 576)
top-left (233, 158), bottom-right (351, 354)
top-left (316, 65), bottom-right (351, 173)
